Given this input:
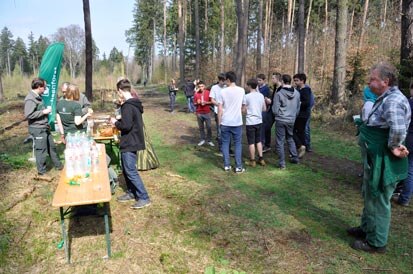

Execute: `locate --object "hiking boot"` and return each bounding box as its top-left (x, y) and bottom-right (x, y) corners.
top-left (117, 193), bottom-right (135, 203)
top-left (198, 140), bottom-right (205, 146)
top-left (130, 199), bottom-right (151, 209)
top-left (350, 240), bottom-right (386, 254)
top-left (235, 167), bottom-right (245, 174)
top-left (258, 159), bottom-right (266, 166)
top-left (263, 146), bottom-right (271, 153)
top-left (246, 160), bottom-right (256, 167)
top-left (224, 166), bottom-right (232, 172)
top-left (346, 226), bottom-right (366, 239)
top-left (298, 146), bottom-right (306, 158)
top-left (208, 141), bottom-right (215, 147)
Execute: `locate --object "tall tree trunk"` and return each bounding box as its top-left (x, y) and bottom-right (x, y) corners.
top-left (348, 7), bottom-right (355, 50)
top-left (163, 0), bottom-right (167, 83)
top-left (83, 0), bottom-right (93, 101)
top-left (332, 0), bottom-right (348, 104)
top-left (297, 0), bottom-right (305, 73)
top-left (178, 0), bottom-right (185, 86)
top-left (195, 0), bottom-right (200, 79)
top-left (357, 0), bottom-right (369, 52)
top-left (381, 0), bottom-right (387, 28)
top-left (220, 0), bottom-right (225, 72)
top-left (304, 0), bottom-right (313, 73)
top-left (287, 0), bottom-right (293, 34)
top-left (235, 0), bottom-right (249, 86)
top-left (320, 0), bottom-right (328, 92)
top-left (400, 0), bottom-right (413, 93)
top-left (205, 0), bottom-right (208, 33)
top-left (256, 0), bottom-right (263, 71)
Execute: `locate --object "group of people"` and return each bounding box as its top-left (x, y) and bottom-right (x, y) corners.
top-left (24, 77), bottom-right (151, 210)
top-left (171, 70), bottom-right (315, 171)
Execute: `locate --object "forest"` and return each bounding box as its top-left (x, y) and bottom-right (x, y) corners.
top-left (1, 0), bottom-right (413, 118)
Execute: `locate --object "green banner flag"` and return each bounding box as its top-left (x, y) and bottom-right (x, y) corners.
top-left (38, 43), bottom-right (64, 130)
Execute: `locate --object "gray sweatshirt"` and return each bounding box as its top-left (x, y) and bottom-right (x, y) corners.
top-left (24, 90), bottom-right (49, 128)
top-left (272, 86), bottom-right (301, 124)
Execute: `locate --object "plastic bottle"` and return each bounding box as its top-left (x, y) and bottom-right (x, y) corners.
top-left (91, 144), bottom-right (99, 173)
top-left (65, 148), bottom-right (75, 178)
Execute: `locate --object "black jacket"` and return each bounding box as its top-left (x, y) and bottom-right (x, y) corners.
top-left (115, 98), bottom-right (145, 152)
top-left (297, 86), bottom-right (313, 119)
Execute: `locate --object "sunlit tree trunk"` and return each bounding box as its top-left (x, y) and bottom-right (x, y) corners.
top-left (83, 0), bottom-right (93, 101)
top-left (220, 0), bottom-right (225, 72)
top-left (235, 0), bottom-right (249, 86)
top-left (297, 0), bottom-right (305, 73)
top-left (358, 0), bottom-right (369, 52)
top-left (332, 0), bottom-right (348, 104)
top-left (256, 0), bottom-right (263, 71)
top-left (348, 7), bottom-right (355, 50)
top-left (163, 0), bottom-right (167, 83)
top-left (400, 0), bottom-right (413, 93)
top-left (304, 0), bottom-right (312, 72)
top-left (195, 0), bottom-right (200, 79)
top-left (320, 0), bottom-right (328, 92)
top-left (178, 0), bottom-right (185, 85)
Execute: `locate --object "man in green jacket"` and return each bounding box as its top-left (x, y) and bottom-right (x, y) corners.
top-left (347, 62), bottom-right (411, 253)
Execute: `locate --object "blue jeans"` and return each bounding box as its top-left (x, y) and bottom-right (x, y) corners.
top-left (121, 151), bottom-right (150, 200)
top-left (305, 115), bottom-right (312, 149)
top-left (186, 96), bottom-right (195, 112)
top-left (169, 92), bottom-right (176, 112)
top-left (399, 152), bottom-right (413, 204)
top-left (275, 121), bottom-right (298, 167)
top-left (221, 125), bottom-right (243, 168)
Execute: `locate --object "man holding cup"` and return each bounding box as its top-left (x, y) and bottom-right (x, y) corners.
top-left (24, 78), bottom-right (62, 176)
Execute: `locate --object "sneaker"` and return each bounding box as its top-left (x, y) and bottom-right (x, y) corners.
top-left (208, 141), bottom-right (215, 147)
top-left (198, 140), bottom-right (205, 146)
top-left (279, 165), bottom-right (286, 170)
top-left (224, 166), bottom-right (232, 172)
top-left (350, 240), bottom-right (386, 254)
top-left (258, 159), bottom-right (266, 166)
top-left (263, 146), bottom-right (271, 153)
top-left (246, 160), bottom-right (256, 167)
top-left (346, 226), bottom-right (366, 239)
top-left (130, 199), bottom-right (151, 209)
top-left (235, 167), bottom-right (245, 173)
top-left (391, 195), bottom-right (409, 206)
top-left (298, 146), bottom-right (306, 158)
top-left (117, 193), bottom-right (135, 203)
top-left (290, 158), bottom-right (299, 164)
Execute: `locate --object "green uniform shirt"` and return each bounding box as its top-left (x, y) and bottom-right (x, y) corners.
top-left (56, 99), bottom-right (84, 134)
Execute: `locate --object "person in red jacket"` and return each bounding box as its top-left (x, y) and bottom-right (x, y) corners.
top-left (193, 81), bottom-right (214, 146)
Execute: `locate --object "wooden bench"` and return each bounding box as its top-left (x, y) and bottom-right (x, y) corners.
top-left (52, 144), bottom-right (112, 263)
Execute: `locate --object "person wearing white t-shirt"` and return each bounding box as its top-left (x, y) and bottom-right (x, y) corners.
top-left (209, 73), bottom-right (226, 149)
top-left (218, 71), bottom-right (246, 173)
top-left (242, 78), bottom-right (266, 167)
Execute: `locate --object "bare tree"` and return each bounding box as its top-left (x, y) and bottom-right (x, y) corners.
top-left (358, 0), bottom-right (369, 52)
top-left (195, 0), bottom-right (200, 79)
top-left (297, 0), bottom-right (305, 73)
top-left (235, 0), bottom-right (249, 86)
top-left (220, 0), bottom-right (225, 72)
top-left (163, 0), bottom-right (167, 83)
top-left (256, 0), bottom-right (263, 71)
top-left (53, 25), bottom-right (85, 79)
top-left (83, 0), bottom-right (93, 101)
top-left (332, 0), bottom-right (348, 104)
top-left (178, 0), bottom-right (185, 85)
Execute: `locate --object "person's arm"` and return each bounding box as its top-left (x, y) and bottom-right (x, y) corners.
top-left (74, 113), bottom-right (90, 126)
top-left (113, 105), bottom-right (134, 132)
top-left (56, 114), bottom-right (66, 144)
top-left (386, 99), bottom-right (410, 150)
top-left (80, 94), bottom-right (91, 115)
top-left (24, 99), bottom-right (49, 119)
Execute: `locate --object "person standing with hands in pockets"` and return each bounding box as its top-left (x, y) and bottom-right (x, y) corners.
top-left (110, 78), bottom-right (151, 209)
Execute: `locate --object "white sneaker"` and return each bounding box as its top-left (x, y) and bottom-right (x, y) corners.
top-left (208, 141), bottom-right (215, 147)
top-left (198, 140), bottom-right (205, 146)
top-left (224, 166), bottom-right (232, 172)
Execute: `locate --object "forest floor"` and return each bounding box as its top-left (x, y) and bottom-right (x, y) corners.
top-left (0, 86), bottom-right (412, 273)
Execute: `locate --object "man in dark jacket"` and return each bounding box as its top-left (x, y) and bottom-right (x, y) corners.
top-left (110, 78), bottom-right (150, 209)
top-left (24, 78), bottom-right (62, 175)
top-left (272, 74), bottom-right (301, 169)
top-left (293, 73), bottom-right (313, 158)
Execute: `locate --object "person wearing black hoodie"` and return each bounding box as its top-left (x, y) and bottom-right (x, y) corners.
top-left (272, 74), bottom-right (301, 169)
top-left (293, 73), bottom-right (313, 158)
top-left (110, 78), bottom-right (151, 209)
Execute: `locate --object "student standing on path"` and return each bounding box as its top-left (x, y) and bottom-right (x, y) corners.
top-left (111, 78), bottom-right (151, 209)
top-left (24, 78), bottom-right (63, 176)
top-left (348, 62), bottom-right (411, 253)
top-left (194, 81), bottom-right (214, 146)
top-left (243, 78), bottom-right (266, 167)
top-left (168, 79), bottom-right (179, 113)
top-left (209, 73), bottom-right (226, 150)
top-left (272, 74), bottom-right (301, 169)
top-left (218, 71), bottom-right (246, 173)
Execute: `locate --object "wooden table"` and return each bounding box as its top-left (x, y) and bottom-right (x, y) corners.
top-left (52, 144), bottom-right (112, 263)
top-left (93, 135), bottom-right (121, 168)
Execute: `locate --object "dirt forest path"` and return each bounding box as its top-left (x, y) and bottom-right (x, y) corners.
top-left (0, 86), bottom-right (369, 273)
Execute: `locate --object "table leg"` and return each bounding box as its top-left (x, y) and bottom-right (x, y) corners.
top-left (104, 202), bottom-right (111, 258)
top-left (59, 207), bottom-right (70, 263)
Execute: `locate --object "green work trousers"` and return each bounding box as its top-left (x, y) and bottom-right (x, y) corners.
top-left (29, 127), bottom-right (61, 174)
top-left (360, 160), bottom-right (397, 248)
